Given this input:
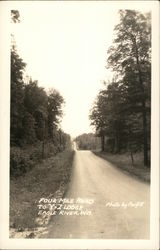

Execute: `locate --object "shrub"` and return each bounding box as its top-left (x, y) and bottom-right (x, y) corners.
top-left (10, 147), bottom-right (33, 177)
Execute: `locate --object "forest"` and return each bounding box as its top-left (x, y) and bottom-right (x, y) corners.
top-left (10, 10), bottom-right (72, 177)
top-left (89, 10), bottom-right (151, 167)
top-left (10, 9), bottom-right (151, 176)
top-left (10, 10), bottom-right (75, 235)
top-left (9, 8), bottom-right (152, 238)
top-left (75, 133), bottom-right (101, 150)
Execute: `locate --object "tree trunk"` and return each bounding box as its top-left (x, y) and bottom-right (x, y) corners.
top-left (101, 135), bottom-right (105, 152)
top-left (114, 136), bottom-right (118, 153)
top-left (130, 147), bottom-right (134, 166)
top-left (142, 104), bottom-right (149, 167)
top-left (42, 140), bottom-right (45, 158)
top-left (114, 130), bottom-right (119, 153)
top-left (42, 119), bottom-right (46, 158)
top-left (130, 151), bottom-right (134, 166)
top-left (134, 38), bottom-right (149, 167)
top-left (59, 130), bottom-right (62, 146)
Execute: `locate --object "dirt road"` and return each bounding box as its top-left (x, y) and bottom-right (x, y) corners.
top-left (42, 150), bottom-right (150, 239)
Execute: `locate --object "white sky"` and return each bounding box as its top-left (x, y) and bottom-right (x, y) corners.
top-left (10, 1), bottom-right (152, 138)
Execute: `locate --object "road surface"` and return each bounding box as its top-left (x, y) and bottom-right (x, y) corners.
top-left (42, 150), bottom-right (150, 239)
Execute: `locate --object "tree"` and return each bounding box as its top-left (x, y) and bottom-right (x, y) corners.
top-left (11, 10), bottom-right (20, 23)
top-left (47, 89), bottom-right (64, 139)
top-left (106, 10), bottom-right (151, 166)
top-left (23, 80), bottom-right (48, 143)
top-left (90, 10), bottom-right (151, 166)
top-left (90, 81), bottom-right (126, 153)
top-left (21, 111), bottom-right (36, 144)
top-left (75, 133), bottom-right (101, 150)
top-left (10, 9), bottom-right (70, 176)
top-left (10, 47), bottom-right (26, 145)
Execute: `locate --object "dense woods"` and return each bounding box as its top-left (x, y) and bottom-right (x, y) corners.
top-left (9, 8), bottom-right (152, 238)
top-left (10, 11), bottom-right (71, 176)
top-left (75, 133), bottom-right (101, 150)
top-left (10, 12), bottom-right (75, 235)
top-left (90, 10), bottom-right (151, 167)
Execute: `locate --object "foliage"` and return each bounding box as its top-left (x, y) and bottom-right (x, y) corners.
top-left (10, 147), bottom-right (33, 177)
top-left (75, 133), bottom-right (101, 150)
top-left (90, 10), bottom-right (151, 167)
top-left (11, 10), bottom-right (20, 23)
top-left (10, 11), bottom-right (71, 176)
top-left (47, 89), bottom-right (64, 138)
top-left (10, 150), bottom-right (74, 231)
top-left (10, 48), bottom-right (26, 145)
top-left (10, 46), bottom-right (65, 148)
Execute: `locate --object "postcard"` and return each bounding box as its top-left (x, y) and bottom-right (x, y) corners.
top-left (0, 1), bottom-right (159, 249)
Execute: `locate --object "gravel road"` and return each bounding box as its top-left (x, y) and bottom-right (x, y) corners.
top-left (41, 150), bottom-right (150, 239)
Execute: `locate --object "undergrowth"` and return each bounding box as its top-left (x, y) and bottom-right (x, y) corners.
top-left (10, 149), bottom-right (75, 231)
top-left (93, 151), bottom-right (150, 182)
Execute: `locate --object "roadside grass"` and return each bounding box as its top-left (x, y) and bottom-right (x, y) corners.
top-left (93, 151), bottom-right (150, 182)
top-left (10, 142), bottom-right (63, 177)
top-left (10, 149), bottom-right (75, 234)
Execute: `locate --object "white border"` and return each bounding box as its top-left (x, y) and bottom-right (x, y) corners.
top-left (0, 1), bottom-right (159, 249)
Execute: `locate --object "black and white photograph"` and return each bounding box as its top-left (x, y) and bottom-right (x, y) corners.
top-left (0, 1), bottom-right (159, 249)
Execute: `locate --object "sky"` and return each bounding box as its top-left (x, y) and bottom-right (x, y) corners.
top-left (10, 1), bottom-right (152, 138)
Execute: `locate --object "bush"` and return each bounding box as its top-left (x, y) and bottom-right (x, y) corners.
top-left (10, 147), bottom-right (33, 177)
top-left (10, 140), bottom-right (70, 177)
